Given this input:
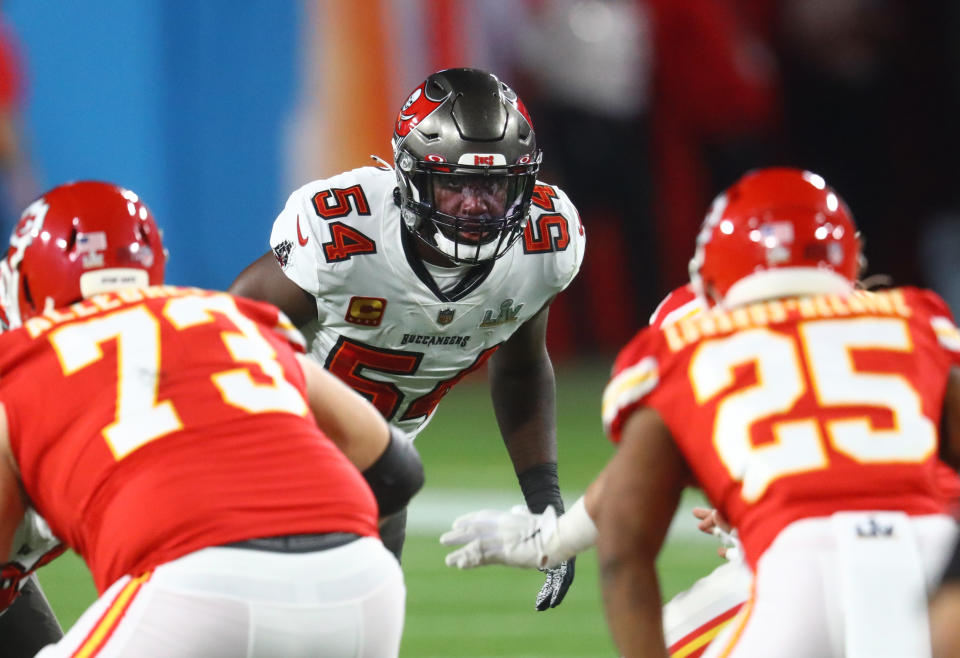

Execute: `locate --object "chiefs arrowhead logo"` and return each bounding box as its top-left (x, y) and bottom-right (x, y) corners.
top-left (296, 215), bottom-right (309, 246)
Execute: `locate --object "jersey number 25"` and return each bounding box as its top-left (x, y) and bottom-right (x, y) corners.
top-left (689, 318), bottom-right (937, 501)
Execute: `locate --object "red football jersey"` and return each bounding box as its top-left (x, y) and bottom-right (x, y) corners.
top-left (0, 286), bottom-right (378, 592)
top-left (649, 283), bottom-right (707, 329)
top-left (603, 287), bottom-right (960, 567)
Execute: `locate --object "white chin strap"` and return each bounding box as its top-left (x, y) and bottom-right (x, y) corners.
top-left (432, 229), bottom-right (502, 262)
top-left (721, 268), bottom-right (854, 308)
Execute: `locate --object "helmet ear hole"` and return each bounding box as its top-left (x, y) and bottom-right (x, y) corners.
top-left (65, 227), bottom-right (78, 253)
top-left (21, 273), bottom-right (34, 311)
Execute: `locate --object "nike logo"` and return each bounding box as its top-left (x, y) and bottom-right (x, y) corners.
top-left (296, 215), bottom-right (309, 246)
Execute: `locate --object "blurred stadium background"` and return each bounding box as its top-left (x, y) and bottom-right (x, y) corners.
top-left (2, 0), bottom-right (958, 655)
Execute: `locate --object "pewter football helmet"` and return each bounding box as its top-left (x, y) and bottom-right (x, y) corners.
top-left (392, 68), bottom-right (541, 263)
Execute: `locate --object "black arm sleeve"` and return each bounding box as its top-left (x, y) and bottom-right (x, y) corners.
top-left (362, 428), bottom-right (425, 517)
top-left (518, 462), bottom-right (564, 514)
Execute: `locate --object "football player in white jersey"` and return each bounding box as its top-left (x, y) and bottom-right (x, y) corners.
top-left (230, 68), bottom-right (586, 610)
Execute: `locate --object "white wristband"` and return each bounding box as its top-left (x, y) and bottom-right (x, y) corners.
top-left (543, 495), bottom-right (598, 567)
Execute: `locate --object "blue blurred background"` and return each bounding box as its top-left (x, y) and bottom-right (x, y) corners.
top-left (3, 0), bottom-right (959, 357)
top-left (3, 1), bottom-right (300, 291)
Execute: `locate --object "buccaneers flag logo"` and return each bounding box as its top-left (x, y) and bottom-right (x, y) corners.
top-left (395, 82), bottom-right (447, 139)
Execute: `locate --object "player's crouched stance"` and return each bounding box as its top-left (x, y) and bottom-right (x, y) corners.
top-left (0, 182), bottom-right (423, 657)
top-left (598, 169), bottom-right (960, 657)
top-left (444, 168), bottom-right (960, 657)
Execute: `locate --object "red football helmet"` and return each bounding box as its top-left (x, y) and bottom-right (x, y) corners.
top-left (1, 181), bottom-right (166, 326)
top-left (689, 168), bottom-right (862, 308)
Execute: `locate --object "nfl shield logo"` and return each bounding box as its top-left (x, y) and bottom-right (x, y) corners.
top-left (437, 309), bottom-right (455, 325)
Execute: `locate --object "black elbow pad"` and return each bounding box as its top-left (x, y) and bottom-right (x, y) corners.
top-left (362, 429), bottom-right (425, 517)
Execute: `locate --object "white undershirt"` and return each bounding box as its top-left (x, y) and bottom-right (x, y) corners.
top-left (422, 260), bottom-right (473, 294)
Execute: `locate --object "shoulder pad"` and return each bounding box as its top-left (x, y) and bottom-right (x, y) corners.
top-left (602, 326), bottom-right (661, 442)
top-left (522, 183), bottom-right (585, 289)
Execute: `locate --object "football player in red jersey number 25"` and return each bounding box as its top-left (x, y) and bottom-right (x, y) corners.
top-left (0, 181), bottom-right (425, 657)
top-left (442, 167), bottom-right (960, 657)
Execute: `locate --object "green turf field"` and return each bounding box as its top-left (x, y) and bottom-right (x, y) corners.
top-left (37, 360), bottom-right (724, 657)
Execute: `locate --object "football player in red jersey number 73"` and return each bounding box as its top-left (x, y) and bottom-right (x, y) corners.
top-left (229, 67), bottom-right (585, 610)
top-left (0, 181), bottom-right (425, 657)
top-left (442, 167), bottom-right (960, 657)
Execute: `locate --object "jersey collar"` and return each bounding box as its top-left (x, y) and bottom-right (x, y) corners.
top-left (399, 223), bottom-right (493, 302)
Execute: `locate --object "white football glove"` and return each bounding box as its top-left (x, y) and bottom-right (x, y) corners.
top-left (441, 497), bottom-right (597, 571)
top-left (441, 504), bottom-right (560, 570)
top-left (712, 525), bottom-right (743, 563)
top-left (692, 506), bottom-right (743, 563)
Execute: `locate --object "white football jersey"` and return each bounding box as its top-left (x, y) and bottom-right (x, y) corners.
top-left (270, 166), bottom-right (585, 439)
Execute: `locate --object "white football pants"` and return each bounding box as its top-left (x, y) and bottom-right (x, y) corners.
top-left (702, 513), bottom-right (957, 658)
top-left (663, 557), bottom-right (753, 655)
top-left (35, 537), bottom-right (405, 658)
